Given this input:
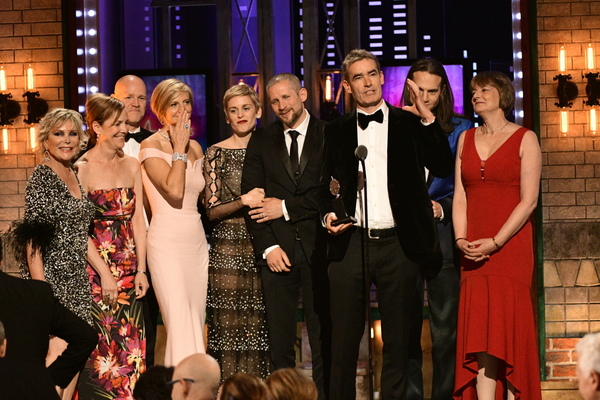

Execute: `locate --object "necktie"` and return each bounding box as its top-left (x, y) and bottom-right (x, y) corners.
top-left (125, 131), bottom-right (144, 143)
top-left (288, 130), bottom-right (300, 180)
top-left (357, 109), bottom-right (384, 130)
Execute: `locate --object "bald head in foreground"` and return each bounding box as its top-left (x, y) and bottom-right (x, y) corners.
top-left (170, 353), bottom-right (221, 400)
top-left (577, 332), bottom-right (600, 400)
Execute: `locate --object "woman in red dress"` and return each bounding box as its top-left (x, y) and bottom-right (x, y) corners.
top-left (453, 71), bottom-right (542, 400)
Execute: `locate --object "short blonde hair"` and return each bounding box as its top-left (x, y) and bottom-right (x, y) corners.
top-left (37, 108), bottom-right (88, 155)
top-left (266, 368), bottom-right (317, 400)
top-left (222, 84), bottom-right (261, 117)
top-left (150, 78), bottom-right (194, 125)
top-left (471, 71), bottom-right (515, 116)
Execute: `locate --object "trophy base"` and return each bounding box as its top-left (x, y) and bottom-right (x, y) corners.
top-left (331, 215), bottom-right (357, 226)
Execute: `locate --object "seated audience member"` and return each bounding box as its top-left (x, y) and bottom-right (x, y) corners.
top-left (170, 353), bottom-right (221, 400)
top-left (265, 368), bottom-right (318, 400)
top-left (219, 372), bottom-right (267, 400)
top-left (0, 268), bottom-right (97, 399)
top-left (577, 332), bottom-right (600, 400)
top-left (0, 319), bottom-right (5, 357)
top-left (133, 365), bottom-right (175, 400)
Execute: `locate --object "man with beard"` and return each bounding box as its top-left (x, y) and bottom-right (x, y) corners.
top-left (242, 73), bottom-right (330, 400)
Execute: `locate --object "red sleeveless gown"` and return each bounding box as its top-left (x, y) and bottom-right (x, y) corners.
top-left (453, 127), bottom-right (541, 400)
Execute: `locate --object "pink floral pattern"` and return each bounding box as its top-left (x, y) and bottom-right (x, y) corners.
top-left (78, 187), bottom-right (146, 400)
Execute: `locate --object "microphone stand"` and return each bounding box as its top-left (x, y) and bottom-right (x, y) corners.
top-left (356, 147), bottom-right (374, 400)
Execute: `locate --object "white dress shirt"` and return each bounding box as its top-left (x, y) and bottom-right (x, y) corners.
top-left (123, 126), bottom-right (143, 158)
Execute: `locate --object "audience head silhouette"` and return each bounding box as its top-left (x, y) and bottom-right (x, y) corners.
top-left (170, 353), bottom-right (221, 400)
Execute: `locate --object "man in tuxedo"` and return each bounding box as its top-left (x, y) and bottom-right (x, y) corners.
top-left (319, 49), bottom-right (453, 400)
top-left (113, 74), bottom-right (160, 366)
top-left (113, 74), bottom-right (153, 158)
top-left (402, 59), bottom-right (473, 400)
top-left (241, 73), bottom-right (330, 400)
top-left (0, 269), bottom-right (97, 399)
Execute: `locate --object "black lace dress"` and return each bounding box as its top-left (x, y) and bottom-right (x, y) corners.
top-left (203, 146), bottom-right (269, 380)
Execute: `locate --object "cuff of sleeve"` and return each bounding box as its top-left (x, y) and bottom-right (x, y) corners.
top-left (421, 116), bottom-right (436, 126)
top-left (263, 245), bottom-right (280, 259)
top-left (282, 200), bottom-right (290, 221)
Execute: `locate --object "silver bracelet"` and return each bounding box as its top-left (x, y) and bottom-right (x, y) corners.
top-left (172, 152), bottom-right (188, 163)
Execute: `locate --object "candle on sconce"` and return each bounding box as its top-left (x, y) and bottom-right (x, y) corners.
top-left (559, 45), bottom-right (567, 72)
top-left (0, 66), bottom-right (6, 92)
top-left (560, 110), bottom-right (569, 135)
top-left (2, 128), bottom-right (9, 153)
top-left (590, 109), bottom-right (597, 135)
top-left (29, 127), bottom-right (37, 150)
top-left (25, 65), bottom-right (35, 91)
top-left (586, 44), bottom-right (595, 71)
top-left (325, 75), bottom-right (332, 102)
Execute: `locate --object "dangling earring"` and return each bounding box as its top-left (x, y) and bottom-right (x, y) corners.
top-left (43, 148), bottom-right (50, 162)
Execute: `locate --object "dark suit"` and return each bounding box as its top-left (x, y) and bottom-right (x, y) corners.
top-left (241, 114), bottom-right (330, 400)
top-left (0, 270), bottom-right (97, 400)
top-left (407, 117), bottom-right (473, 400)
top-left (319, 103), bottom-right (453, 400)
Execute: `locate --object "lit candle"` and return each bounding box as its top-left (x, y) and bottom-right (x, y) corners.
top-left (2, 128), bottom-right (9, 153)
top-left (29, 127), bottom-right (37, 150)
top-left (560, 110), bottom-right (569, 135)
top-left (325, 75), bottom-right (332, 102)
top-left (590, 109), bottom-right (597, 134)
top-left (559, 46), bottom-right (567, 72)
top-left (26, 65), bottom-right (35, 91)
top-left (0, 66), bottom-right (6, 92)
top-left (586, 43), bottom-right (595, 71)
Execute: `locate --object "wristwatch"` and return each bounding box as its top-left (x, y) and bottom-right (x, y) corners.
top-left (172, 152), bottom-right (188, 163)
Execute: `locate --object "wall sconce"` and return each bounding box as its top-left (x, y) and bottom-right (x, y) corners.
top-left (554, 46), bottom-right (579, 109)
top-left (23, 65), bottom-right (48, 124)
top-left (0, 66), bottom-right (22, 127)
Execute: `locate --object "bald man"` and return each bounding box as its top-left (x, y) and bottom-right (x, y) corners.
top-left (113, 75), bottom-right (153, 158)
top-left (577, 332), bottom-right (600, 400)
top-left (170, 353), bottom-right (221, 400)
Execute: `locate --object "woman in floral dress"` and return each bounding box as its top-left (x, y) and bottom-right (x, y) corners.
top-left (76, 93), bottom-right (149, 399)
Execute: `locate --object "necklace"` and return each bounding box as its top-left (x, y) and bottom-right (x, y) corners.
top-left (482, 120), bottom-right (509, 134)
top-left (158, 129), bottom-right (170, 141)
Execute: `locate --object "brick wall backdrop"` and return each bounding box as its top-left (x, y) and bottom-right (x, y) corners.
top-left (538, 0), bottom-right (600, 381)
top-left (0, 0), bottom-right (63, 275)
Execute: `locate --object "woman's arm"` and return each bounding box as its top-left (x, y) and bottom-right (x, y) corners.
top-left (131, 162), bottom-right (149, 298)
top-left (452, 132), bottom-right (469, 253)
top-left (86, 238), bottom-right (118, 306)
top-left (26, 244), bottom-right (45, 280)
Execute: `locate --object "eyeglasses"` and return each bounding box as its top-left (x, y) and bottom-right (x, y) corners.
top-left (166, 378), bottom-right (195, 386)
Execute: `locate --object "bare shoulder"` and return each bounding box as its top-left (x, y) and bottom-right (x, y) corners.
top-left (122, 154), bottom-right (141, 172)
top-left (140, 134), bottom-right (164, 150)
top-left (189, 139), bottom-right (204, 158)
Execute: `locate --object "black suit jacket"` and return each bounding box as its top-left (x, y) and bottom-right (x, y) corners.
top-left (0, 271), bottom-right (97, 399)
top-left (242, 114), bottom-right (326, 264)
top-left (318, 103), bottom-right (454, 275)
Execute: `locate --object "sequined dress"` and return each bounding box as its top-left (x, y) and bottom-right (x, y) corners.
top-left (203, 146), bottom-right (269, 380)
top-left (78, 187), bottom-right (146, 400)
top-left (20, 164), bottom-right (95, 325)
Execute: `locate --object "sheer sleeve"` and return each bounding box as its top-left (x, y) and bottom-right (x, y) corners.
top-left (202, 146), bottom-right (244, 221)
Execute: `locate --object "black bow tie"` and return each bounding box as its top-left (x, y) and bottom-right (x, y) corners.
top-left (357, 109), bottom-right (384, 130)
top-left (125, 131), bottom-right (144, 143)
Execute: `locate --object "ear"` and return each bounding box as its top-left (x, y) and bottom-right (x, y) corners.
top-left (592, 370), bottom-right (600, 391)
top-left (342, 80), bottom-right (351, 94)
top-left (299, 87), bottom-right (308, 103)
top-left (92, 120), bottom-right (101, 134)
top-left (380, 70), bottom-right (385, 85)
top-left (256, 107), bottom-right (262, 119)
top-left (182, 379), bottom-right (192, 396)
top-left (0, 339), bottom-right (6, 357)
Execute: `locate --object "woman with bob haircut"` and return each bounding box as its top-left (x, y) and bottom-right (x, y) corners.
top-left (453, 71), bottom-right (542, 400)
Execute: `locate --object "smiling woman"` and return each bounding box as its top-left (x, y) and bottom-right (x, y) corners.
top-left (75, 93), bottom-right (149, 400)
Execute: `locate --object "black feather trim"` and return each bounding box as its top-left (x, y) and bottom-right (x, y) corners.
top-left (4, 220), bottom-right (56, 263)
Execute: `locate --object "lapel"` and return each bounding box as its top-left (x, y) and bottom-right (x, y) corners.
top-left (298, 115), bottom-right (321, 181)
top-left (272, 121), bottom-right (297, 184)
top-left (340, 112), bottom-right (359, 203)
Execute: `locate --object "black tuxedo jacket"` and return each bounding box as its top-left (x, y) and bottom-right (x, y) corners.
top-left (0, 271), bottom-right (97, 399)
top-left (242, 115), bottom-right (326, 264)
top-left (318, 103), bottom-right (454, 275)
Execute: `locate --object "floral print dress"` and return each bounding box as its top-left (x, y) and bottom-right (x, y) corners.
top-left (78, 187), bottom-right (146, 400)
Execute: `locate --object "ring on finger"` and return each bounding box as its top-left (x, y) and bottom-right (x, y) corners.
top-left (184, 123), bottom-right (190, 129)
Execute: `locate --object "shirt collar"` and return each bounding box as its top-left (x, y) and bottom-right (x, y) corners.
top-left (356, 101), bottom-right (388, 117)
top-left (284, 109), bottom-right (311, 136)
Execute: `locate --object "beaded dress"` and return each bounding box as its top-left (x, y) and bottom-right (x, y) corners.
top-left (19, 164), bottom-right (95, 325)
top-left (203, 146), bottom-right (269, 380)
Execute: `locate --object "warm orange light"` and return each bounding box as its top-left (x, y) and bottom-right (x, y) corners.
top-left (25, 65), bottom-right (35, 91)
top-left (325, 75), bottom-right (332, 102)
top-left (2, 128), bottom-right (9, 153)
top-left (590, 109), bottom-right (597, 135)
top-left (0, 66), bottom-right (6, 92)
top-left (238, 78), bottom-right (245, 85)
top-left (29, 127), bottom-right (37, 150)
top-left (559, 46), bottom-right (567, 72)
top-left (560, 110), bottom-right (569, 135)
top-left (586, 44), bottom-right (595, 70)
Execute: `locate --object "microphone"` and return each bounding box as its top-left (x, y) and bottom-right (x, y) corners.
top-left (355, 145), bottom-right (368, 161)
